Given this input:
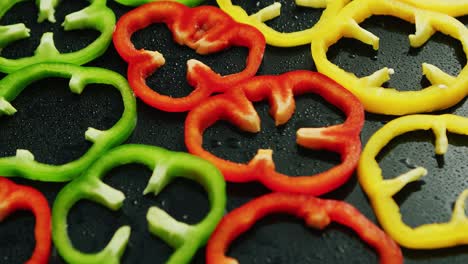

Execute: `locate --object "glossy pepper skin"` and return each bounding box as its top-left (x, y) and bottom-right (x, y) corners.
top-left (0, 63), bottom-right (137, 182)
top-left (114, 0), bottom-right (205, 7)
top-left (0, 177), bottom-right (51, 264)
top-left (113, 1), bottom-right (265, 112)
top-left (206, 193), bottom-right (403, 264)
top-left (400, 0), bottom-right (468, 17)
top-left (0, 0), bottom-right (115, 73)
top-left (359, 114), bottom-right (468, 249)
top-left (53, 144), bottom-right (226, 264)
top-left (185, 70), bottom-right (364, 195)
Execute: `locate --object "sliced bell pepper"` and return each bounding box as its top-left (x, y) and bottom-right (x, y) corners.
top-left (185, 70), bottom-right (364, 195)
top-left (113, 1), bottom-right (265, 112)
top-left (400, 0), bottom-right (468, 17)
top-left (358, 114), bottom-right (468, 249)
top-left (114, 0), bottom-right (205, 7)
top-left (206, 192), bottom-right (403, 264)
top-left (0, 0), bottom-right (115, 73)
top-left (0, 63), bottom-right (137, 182)
top-left (312, 0), bottom-right (468, 115)
top-left (53, 144), bottom-right (226, 264)
top-left (0, 177), bottom-right (51, 264)
top-left (216, 0), bottom-right (351, 47)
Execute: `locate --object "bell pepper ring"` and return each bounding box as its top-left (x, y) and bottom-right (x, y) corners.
top-left (216, 0), bottom-right (350, 47)
top-left (400, 0), bottom-right (468, 17)
top-left (113, 1), bottom-right (265, 112)
top-left (0, 177), bottom-right (51, 264)
top-left (0, 0), bottom-right (115, 73)
top-left (52, 144), bottom-right (226, 264)
top-left (0, 63), bottom-right (137, 182)
top-left (185, 70), bottom-right (364, 195)
top-left (358, 114), bottom-right (468, 249)
top-left (114, 0), bottom-right (205, 7)
top-left (312, 0), bottom-right (468, 115)
top-left (206, 192), bottom-right (403, 264)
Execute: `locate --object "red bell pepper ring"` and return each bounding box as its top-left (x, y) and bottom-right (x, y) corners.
top-left (113, 1), bottom-right (265, 112)
top-left (185, 71), bottom-right (364, 195)
top-left (0, 177), bottom-right (51, 264)
top-left (206, 193), bottom-right (403, 264)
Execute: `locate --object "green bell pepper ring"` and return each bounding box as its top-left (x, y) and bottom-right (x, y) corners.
top-left (114, 0), bottom-right (205, 7)
top-left (0, 0), bottom-right (115, 73)
top-left (52, 144), bottom-right (226, 264)
top-left (0, 63), bottom-right (137, 182)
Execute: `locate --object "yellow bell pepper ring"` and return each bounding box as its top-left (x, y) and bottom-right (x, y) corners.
top-left (400, 0), bottom-right (468, 17)
top-left (358, 114), bottom-right (468, 249)
top-left (216, 0), bottom-right (351, 47)
top-left (312, 0), bottom-right (468, 115)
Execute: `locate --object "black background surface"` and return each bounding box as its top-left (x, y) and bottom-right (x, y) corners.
top-left (1, 0), bottom-right (468, 263)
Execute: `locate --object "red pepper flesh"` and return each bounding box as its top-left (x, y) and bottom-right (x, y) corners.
top-left (0, 177), bottom-right (51, 264)
top-left (185, 71), bottom-right (364, 195)
top-left (206, 193), bottom-right (403, 264)
top-left (113, 1), bottom-right (265, 112)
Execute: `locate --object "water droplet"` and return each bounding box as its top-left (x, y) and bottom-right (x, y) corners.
top-left (133, 200), bottom-right (138, 205)
top-left (183, 214), bottom-right (188, 220)
top-left (227, 138), bottom-right (241, 148)
top-left (399, 158), bottom-right (416, 169)
top-left (210, 139), bottom-right (222, 148)
top-left (371, 55), bottom-right (378, 61)
top-left (348, 53), bottom-right (356, 59)
top-left (337, 245), bottom-right (345, 253)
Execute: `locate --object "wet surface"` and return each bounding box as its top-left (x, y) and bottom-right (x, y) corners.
top-left (1, 0), bottom-right (468, 263)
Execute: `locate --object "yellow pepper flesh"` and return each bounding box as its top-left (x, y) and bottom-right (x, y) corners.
top-left (401, 0), bottom-right (468, 17)
top-left (358, 114), bottom-right (468, 249)
top-left (216, 0), bottom-right (350, 47)
top-left (312, 0), bottom-right (468, 115)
